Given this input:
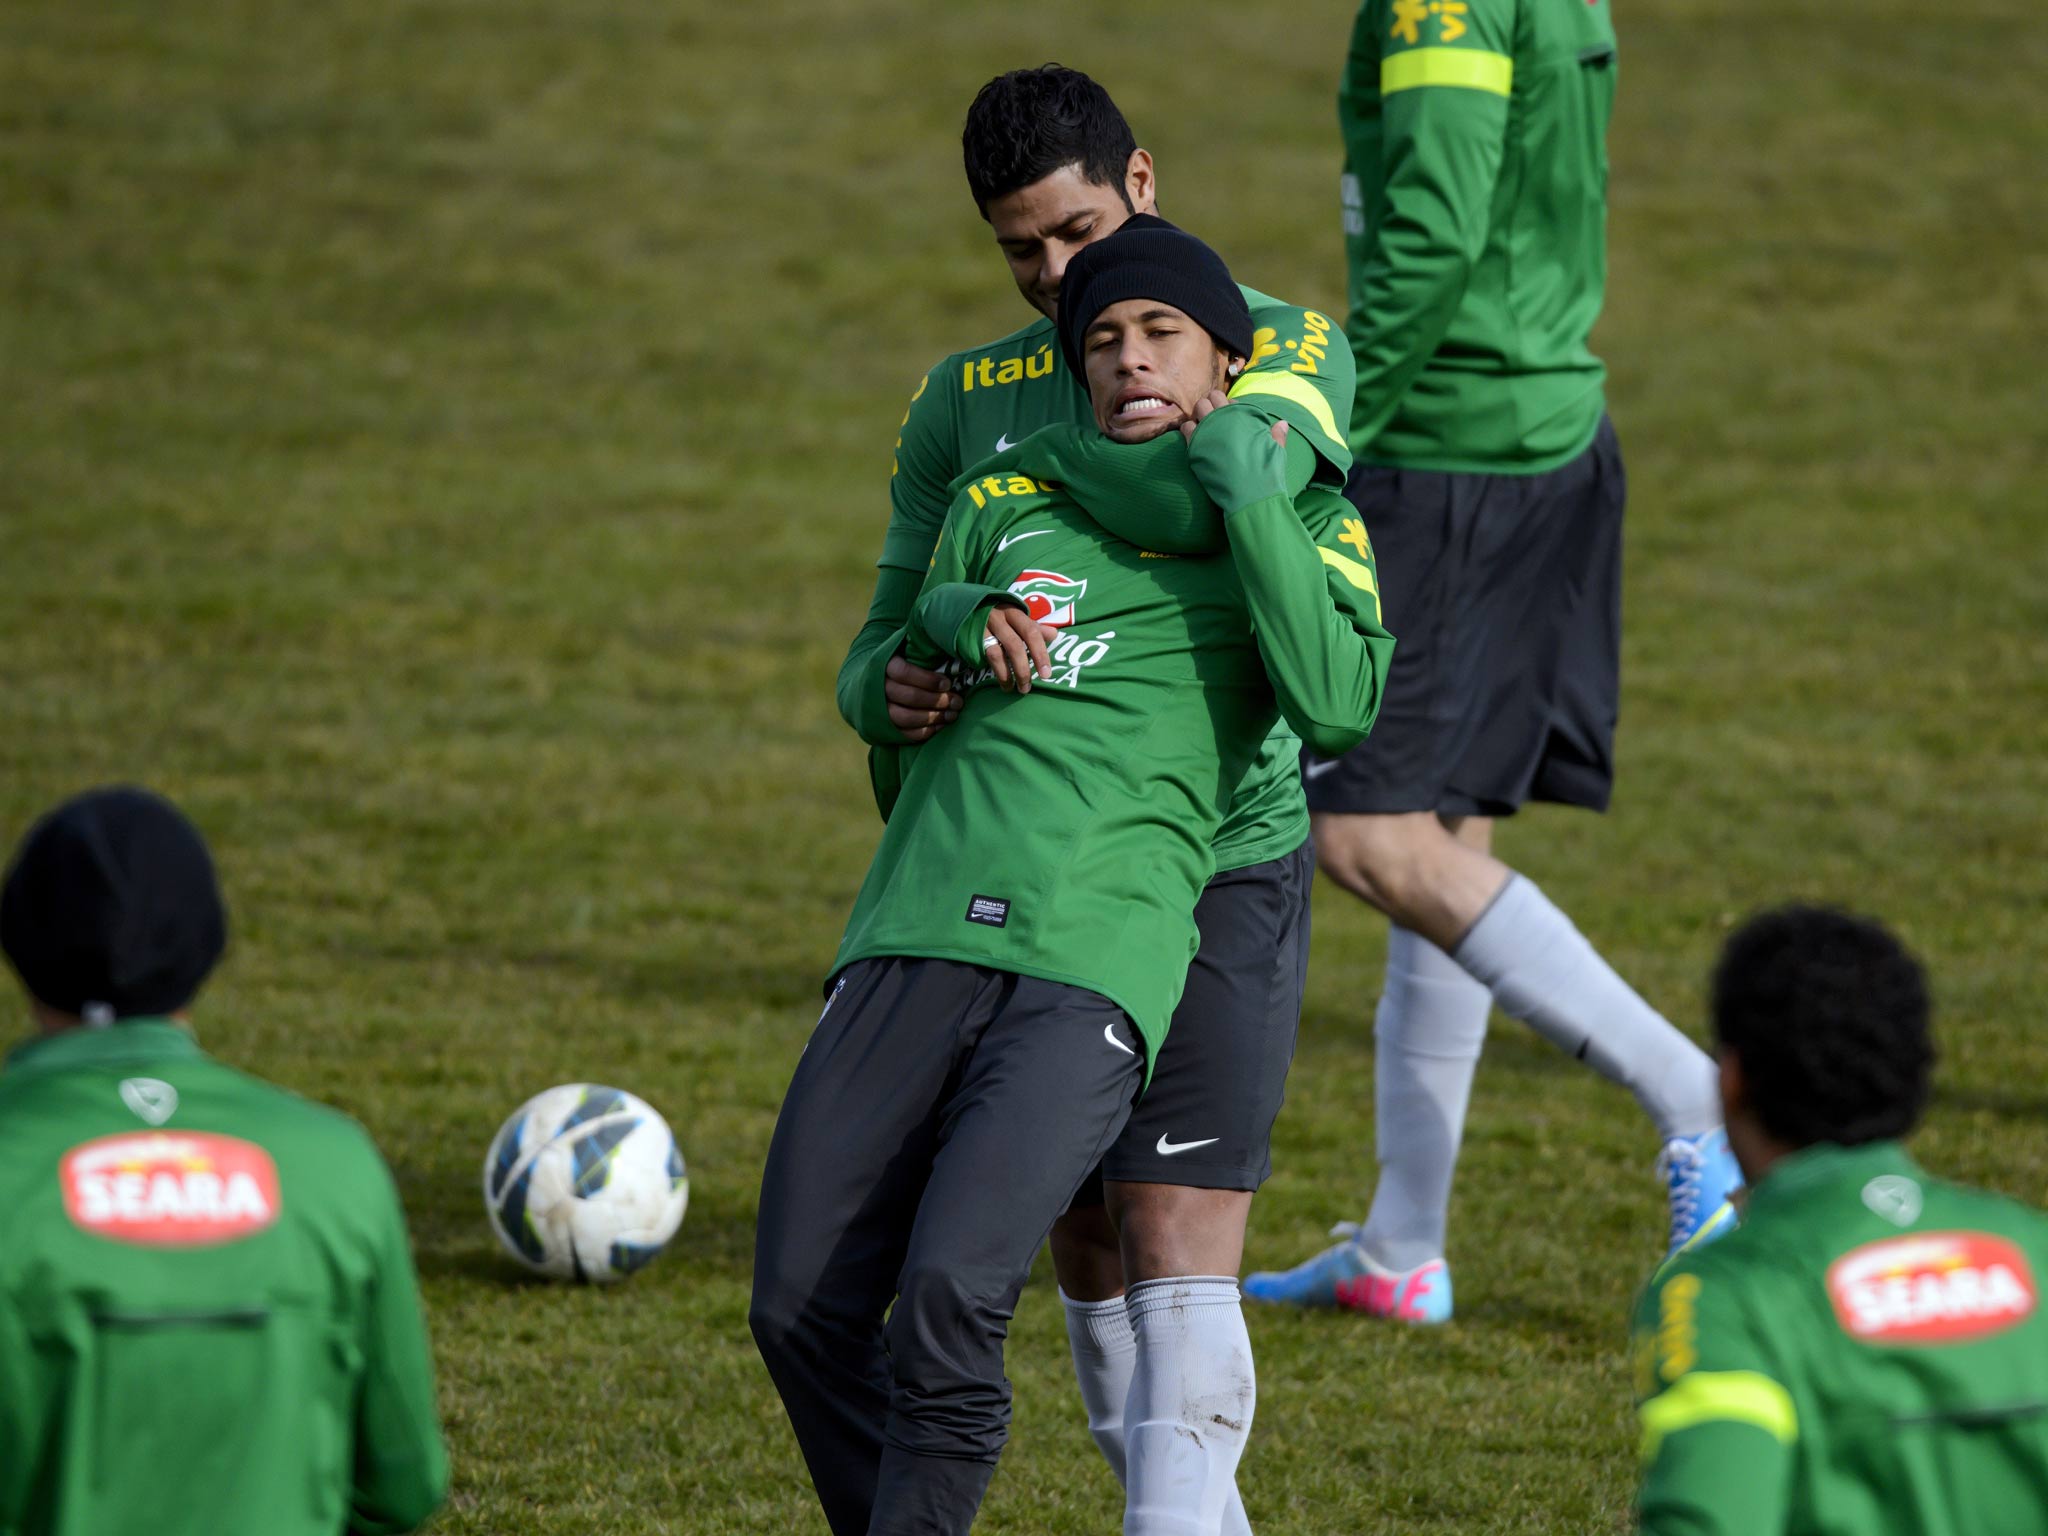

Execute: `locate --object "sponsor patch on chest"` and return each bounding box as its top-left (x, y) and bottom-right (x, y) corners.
top-left (60, 1131), bottom-right (281, 1246)
top-left (1826, 1230), bottom-right (2036, 1345)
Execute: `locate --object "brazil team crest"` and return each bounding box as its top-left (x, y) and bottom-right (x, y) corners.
top-left (1008, 569), bottom-right (1086, 628)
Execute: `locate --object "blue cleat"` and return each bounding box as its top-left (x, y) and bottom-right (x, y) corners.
top-left (1243, 1223), bottom-right (1453, 1324)
top-left (1658, 1127), bottom-right (1744, 1256)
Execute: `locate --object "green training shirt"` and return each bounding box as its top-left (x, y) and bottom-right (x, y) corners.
top-left (1339, 0), bottom-right (1616, 472)
top-left (834, 428), bottom-right (1394, 1068)
top-left (0, 1022), bottom-right (447, 1536)
top-left (840, 282), bottom-right (1356, 873)
top-left (1633, 1141), bottom-right (2048, 1536)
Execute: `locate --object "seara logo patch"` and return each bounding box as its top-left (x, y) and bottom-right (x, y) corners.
top-left (1008, 569), bottom-right (1086, 628)
top-left (61, 1131), bottom-right (281, 1246)
top-left (1826, 1230), bottom-right (2037, 1345)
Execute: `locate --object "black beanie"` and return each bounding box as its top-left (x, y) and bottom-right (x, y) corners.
top-left (1057, 214), bottom-right (1254, 382)
top-left (0, 787), bottom-right (227, 1022)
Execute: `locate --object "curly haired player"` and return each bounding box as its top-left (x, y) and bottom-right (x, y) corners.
top-left (1634, 906), bottom-right (2048, 1535)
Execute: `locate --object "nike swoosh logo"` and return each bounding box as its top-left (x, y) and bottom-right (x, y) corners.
top-left (1156, 1134), bottom-right (1221, 1156)
top-left (997, 529), bottom-right (1052, 552)
top-left (1103, 1021), bottom-right (1136, 1057)
top-left (995, 434), bottom-right (1016, 453)
top-left (1303, 758), bottom-right (1343, 779)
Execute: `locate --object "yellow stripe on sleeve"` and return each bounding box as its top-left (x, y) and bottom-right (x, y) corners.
top-left (1381, 47), bottom-right (1513, 97)
top-left (1639, 1372), bottom-right (1797, 1463)
top-left (1318, 548), bottom-right (1384, 622)
top-left (1227, 370), bottom-right (1345, 455)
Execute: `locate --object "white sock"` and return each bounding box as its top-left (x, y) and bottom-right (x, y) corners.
top-left (1062, 1288), bottom-right (1137, 1485)
top-left (1454, 876), bottom-right (1720, 1139)
top-left (1123, 1277), bottom-right (1256, 1536)
top-left (1359, 926), bottom-right (1492, 1271)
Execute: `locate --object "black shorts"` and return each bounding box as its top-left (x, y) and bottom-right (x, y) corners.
top-left (1070, 838), bottom-right (1313, 1200)
top-left (1305, 417), bottom-right (1626, 818)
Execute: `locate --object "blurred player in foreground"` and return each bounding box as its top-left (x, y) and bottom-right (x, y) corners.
top-left (1247, 0), bottom-right (1740, 1321)
top-left (835, 66), bottom-right (1358, 1532)
top-left (1635, 906), bottom-right (2048, 1535)
top-left (0, 787), bottom-right (447, 1536)
top-left (754, 223), bottom-right (1394, 1535)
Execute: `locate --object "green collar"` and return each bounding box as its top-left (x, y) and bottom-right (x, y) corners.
top-left (3, 1019), bottom-right (204, 1076)
top-left (1748, 1139), bottom-right (1921, 1210)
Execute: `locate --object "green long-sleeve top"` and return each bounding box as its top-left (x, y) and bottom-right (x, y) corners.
top-left (1339, 0), bottom-right (1617, 470)
top-left (833, 422), bottom-right (1394, 1071)
top-left (837, 282), bottom-right (1356, 871)
top-left (0, 1022), bottom-right (448, 1536)
top-left (1633, 1141), bottom-right (2048, 1536)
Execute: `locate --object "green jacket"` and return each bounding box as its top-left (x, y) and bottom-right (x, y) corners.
top-left (833, 419), bottom-right (1393, 1071)
top-left (838, 284), bottom-right (1355, 873)
top-left (1634, 1140), bottom-right (2048, 1535)
top-left (1339, 0), bottom-right (1616, 471)
top-left (0, 1022), bottom-right (447, 1536)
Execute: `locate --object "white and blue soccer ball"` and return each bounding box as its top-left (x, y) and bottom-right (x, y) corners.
top-left (483, 1084), bottom-right (689, 1283)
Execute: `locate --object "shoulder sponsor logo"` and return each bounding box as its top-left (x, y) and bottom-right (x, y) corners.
top-left (1827, 1230), bottom-right (2036, 1345)
top-left (119, 1077), bottom-right (178, 1126)
top-left (61, 1131), bottom-right (281, 1246)
top-left (1862, 1175), bottom-right (1923, 1227)
top-left (1008, 569), bottom-right (1086, 628)
top-left (961, 342), bottom-right (1056, 393)
top-left (997, 529), bottom-right (1052, 553)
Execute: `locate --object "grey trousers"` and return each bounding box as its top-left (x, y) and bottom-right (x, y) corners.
top-left (750, 957), bottom-right (1145, 1535)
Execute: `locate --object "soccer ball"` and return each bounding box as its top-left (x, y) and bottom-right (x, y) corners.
top-left (483, 1084), bottom-right (689, 1282)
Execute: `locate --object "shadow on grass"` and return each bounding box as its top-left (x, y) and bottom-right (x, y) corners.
top-left (411, 1204), bottom-right (761, 1290)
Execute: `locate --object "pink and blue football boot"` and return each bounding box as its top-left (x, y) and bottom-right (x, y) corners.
top-left (1243, 1223), bottom-right (1454, 1324)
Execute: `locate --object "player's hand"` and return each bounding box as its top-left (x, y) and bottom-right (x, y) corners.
top-left (1179, 388), bottom-right (1289, 449)
top-left (885, 656), bottom-right (959, 743)
top-left (981, 606), bottom-right (1057, 694)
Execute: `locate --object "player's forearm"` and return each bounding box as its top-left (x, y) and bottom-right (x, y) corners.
top-left (908, 582), bottom-right (1026, 669)
top-left (1225, 492), bottom-right (1394, 755)
top-left (836, 563), bottom-right (927, 746)
top-left (350, 1212), bottom-right (450, 1534)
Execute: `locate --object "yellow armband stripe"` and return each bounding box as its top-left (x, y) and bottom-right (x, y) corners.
top-left (1381, 47), bottom-right (1513, 97)
top-left (1639, 1371), bottom-right (1797, 1463)
top-left (1318, 548), bottom-right (1384, 623)
top-left (1228, 370), bottom-right (1345, 457)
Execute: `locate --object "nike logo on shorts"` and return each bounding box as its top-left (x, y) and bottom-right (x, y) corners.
top-left (1103, 1021), bottom-right (1137, 1057)
top-left (1304, 757), bottom-right (1343, 780)
top-left (1156, 1134), bottom-right (1221, 1156)
top-left (997, 529), bottom-right (1052, 552)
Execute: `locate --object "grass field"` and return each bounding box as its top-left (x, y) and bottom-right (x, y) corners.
top-left (4, 0), bottom-right (2046, 1530)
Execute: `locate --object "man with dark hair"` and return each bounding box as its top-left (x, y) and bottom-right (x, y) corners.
top-left (1248, 0), bottom-right (1740, 1322)
top-left (1633, 905), bottom-right (2048, 1535)
top-left (764, 221), bottom-right (1394, 1536)
top-left (836, 64), bottom-right (1358, 1533)
top-left (0, 787), bottom-right (447, 1536)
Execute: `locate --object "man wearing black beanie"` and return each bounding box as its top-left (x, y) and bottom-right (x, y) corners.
top-left (1053, 214), bottom-right (1254, 388)
top-left (0, 787), bottom-right (447, 1536)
